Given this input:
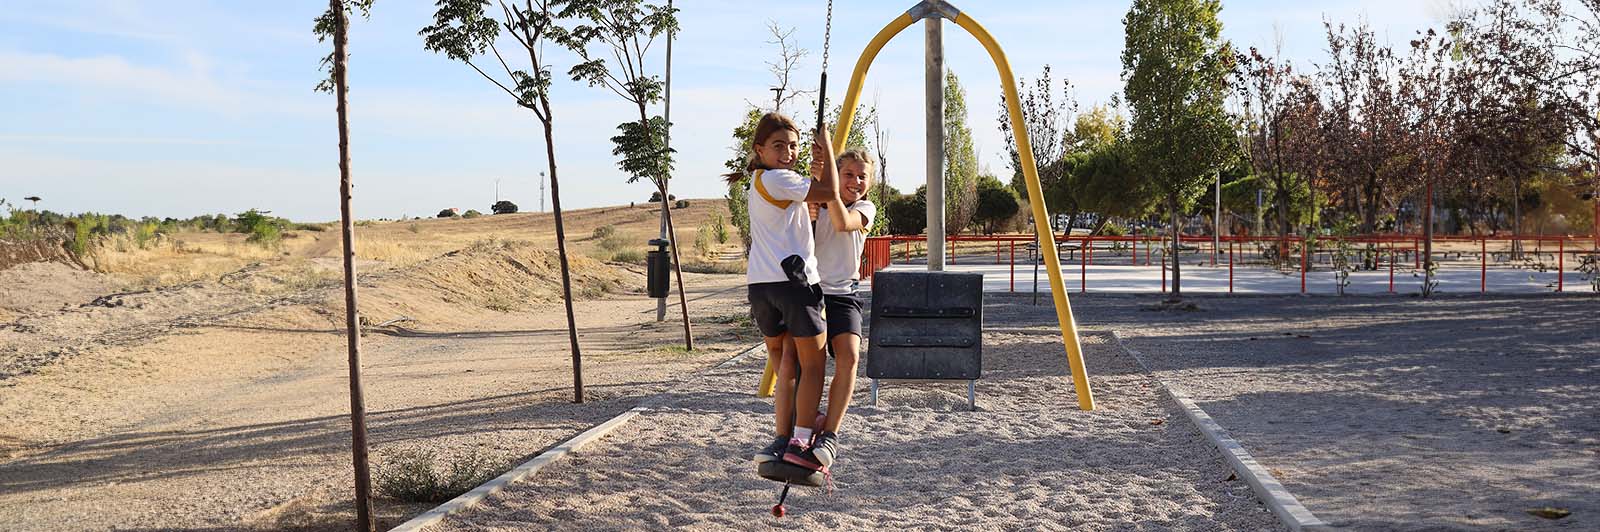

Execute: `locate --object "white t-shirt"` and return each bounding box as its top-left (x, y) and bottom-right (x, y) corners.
top-left (745, 169), bottom-right (819, 286)
top-left (814, 200), bottom-right (876, 295)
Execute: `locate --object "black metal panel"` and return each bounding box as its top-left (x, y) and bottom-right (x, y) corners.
top-left (866, 270), bottom-right (983, 380)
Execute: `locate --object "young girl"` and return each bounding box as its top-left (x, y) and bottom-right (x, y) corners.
top-left (806, 148), bottom-right (876, 467)
top-left (728, 112), bottom-right (839, 473)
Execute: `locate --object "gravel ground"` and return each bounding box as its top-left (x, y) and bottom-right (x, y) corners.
top-left (1077, 293), bottom-right (1600, 531)
top-left (431, 299), bottom-right (1284, 531)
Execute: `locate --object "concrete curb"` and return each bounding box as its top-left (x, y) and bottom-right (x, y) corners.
top-left (389, 342), bottom-right (766, 532)
top-left (1111, 331), bottom-right (1335, 532)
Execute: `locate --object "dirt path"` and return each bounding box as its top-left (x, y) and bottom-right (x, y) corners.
top-left (430, 300), bottom-right (1283, 531)
top-left (0, 272), bottom-right (753, 531)
top-left (1074, 294), bottom-right (1600, 530)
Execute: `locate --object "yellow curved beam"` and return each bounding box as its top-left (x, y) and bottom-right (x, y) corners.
top-left (772, 6), bottom-right (1095, 411)
top-left (953, 12), bottom-right (1094, 411)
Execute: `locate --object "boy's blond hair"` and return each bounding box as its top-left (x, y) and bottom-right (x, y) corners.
top-left (836, 148), bottom-right (876, 191)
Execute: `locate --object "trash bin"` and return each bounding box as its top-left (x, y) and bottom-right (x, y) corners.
top-left (646, 238), bottom-right (671, 298)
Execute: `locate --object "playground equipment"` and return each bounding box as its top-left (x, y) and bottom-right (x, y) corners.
top-left (758, 0), bottom-right (1096, 411)
top-left (866, 271), bottom-right (985, 409)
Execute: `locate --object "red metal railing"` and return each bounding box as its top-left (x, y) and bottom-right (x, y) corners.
top-left (856, 233), bottom-right (1599, 294)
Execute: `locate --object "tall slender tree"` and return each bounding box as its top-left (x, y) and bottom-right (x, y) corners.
top-left (420, 0), bottom-right (588, 402)
top-left (563, 0), bottom-right (691, 350)
top-left (944, 69), bottom-right (980, 234)
top-left (1122, 0), bottom-right (1238, 298)
top-left (314, 0), bottom-right (375, 528)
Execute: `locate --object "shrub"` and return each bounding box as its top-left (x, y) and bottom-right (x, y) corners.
top-left (462, 209), bottom-right (483, 219)
top-left (709, 213), bottom-right (729, 244)
top-left (408, 223), bottom-right (421, 234)
top-left (611, 248), bottom-right (645, 264)
top-left (376, 448), bottom-right (503, 504)
top-left (693, 226), bottom-right (714, 257)
top-left (648, 191), bottom-right (677, 202)
top-left (246, 221), bottom-right (282, 247)
top-left (492, 200), bottom-right (519, 214)
top-left (437, 209), bottom-right (459, 218)
top-left (133, 222), bottom-right (159, 250)
top-left (674, 199), bottom-right (690, 209)
top-left (592, 225), bottom-right (617, 240)
top-left (886, 192), bottom-right (927, 235)
top-left (1100, 221), bottom-right (1128, 237)
top-left (598, 234), bottom-right (631, 252)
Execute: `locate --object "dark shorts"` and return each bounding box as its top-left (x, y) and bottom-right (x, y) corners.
top-left (824, 292), bottom-right (864, 343)
top-left (748, 281), bottom-right (825, 338)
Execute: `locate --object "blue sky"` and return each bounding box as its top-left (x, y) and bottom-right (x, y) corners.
top-left (1, 0), bottom-right (1452, 222)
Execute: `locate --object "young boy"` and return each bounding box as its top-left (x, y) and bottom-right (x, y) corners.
top-left (804, 148), bottom-right (876, 466)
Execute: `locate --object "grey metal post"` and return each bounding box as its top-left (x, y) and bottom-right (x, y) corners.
top-left (656, 0), bottom-right (674, 322)
top-left (925, 15), bottom-right (946, 272)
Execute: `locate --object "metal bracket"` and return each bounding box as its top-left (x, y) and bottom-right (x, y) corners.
top-left (907, 0), bottom-right (961, 21)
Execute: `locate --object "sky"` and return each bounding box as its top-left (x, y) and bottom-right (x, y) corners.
top-left (0, 0), bottom-right (1455, 222)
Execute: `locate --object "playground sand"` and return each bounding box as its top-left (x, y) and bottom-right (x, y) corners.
top-left (429, 300), bottom-right (1285, 531)
top-left (1090, 294), bottom-right (1600, 531)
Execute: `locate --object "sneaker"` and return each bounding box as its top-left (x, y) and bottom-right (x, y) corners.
top-left (752, 435), bottom-right (788, 464)
top-left (781, 438), bottom-right (826, 472)
top-left (811, 431), bottom-right (839, 467)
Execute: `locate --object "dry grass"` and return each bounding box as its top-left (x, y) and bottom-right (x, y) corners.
top-left (78, 200), bottom-right (735, 290)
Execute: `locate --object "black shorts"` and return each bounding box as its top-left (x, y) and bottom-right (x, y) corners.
top-left (748, 281), bottom-right (825, 338)
top-left (824, 292), bottom-right (864, 343)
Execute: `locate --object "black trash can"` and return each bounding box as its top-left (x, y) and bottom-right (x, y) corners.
top-left (646, 238), bottom-right (671, 298)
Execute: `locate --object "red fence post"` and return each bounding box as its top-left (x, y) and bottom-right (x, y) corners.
top-left (1228, 239), bottom-right (1234, 293)
top-left (1132, 236), bottom-right (1138, 266)
top-left (1558, 238), bottom-right (1564, 292)
top-left (1481, 238), bottom-right (1487, 293)
top-left (1009, 240), bottom-right (1015, 293)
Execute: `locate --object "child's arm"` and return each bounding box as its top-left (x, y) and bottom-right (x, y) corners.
top-left (802, 129), bottom-right (840, 204)
top-left (824, 198), bottom-right (868, 232)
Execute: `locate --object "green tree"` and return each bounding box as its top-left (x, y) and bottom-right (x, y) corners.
top-left (722, 107), bottom-right (762, 252)
top-left (944, 69), bottom-right (980, 234)
top-left (420, 0), bottom-right (589, 401)
top-left (563, 0), bottom-right (692, 349)
top-left (887, 188), bottom-right (928, 236)
top-left (973, 174), bottom-right (1020, 234)
top-left (1122, 0), bottom-right (1238, 297)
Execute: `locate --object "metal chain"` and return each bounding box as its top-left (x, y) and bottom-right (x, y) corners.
top-left (821, 0), bottom-right (833, 73)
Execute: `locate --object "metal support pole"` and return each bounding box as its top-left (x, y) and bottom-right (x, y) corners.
top-left (967, 380), bottom-right (976, 410)
top-left (870, 379), bottom-right (879, 406)
top-left (925, 15), bottom-right (946, 272)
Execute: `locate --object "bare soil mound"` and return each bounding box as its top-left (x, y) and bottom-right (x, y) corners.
top-left (0, 236), bottom-right (79, 272)
top-left (0, 262), bottom-right (116, 316)
top-left (0, 239), bottom-right (642, 382)
top-left (329, 239), bottom-right (642, 332)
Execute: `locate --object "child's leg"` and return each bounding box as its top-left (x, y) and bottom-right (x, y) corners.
top-left (766, 334), bottom-right (796, 436)
top-left (823, 333), bottom-right (861, 433)
top-left (790, 332), bottom-right (828, 434)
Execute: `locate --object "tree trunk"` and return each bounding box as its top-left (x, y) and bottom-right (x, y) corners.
top-left (1170, 195), bottom-right (1183, 298)
top-left (1276, 182), bottom-right (1291, 268)
top-left (1511, 175), bottom-right (1523, 260)
top-left (660, 181), bottom-right (694, 350)
top-left (543, 97), bottom-right (585, 403)
top-left (330, 3), bottom-right (374, 530)
top-left (1423, 181), bottom-right (1434, 297)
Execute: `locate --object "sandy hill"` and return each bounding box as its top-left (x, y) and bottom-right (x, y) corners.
top-left (0, 199), bottom-right (741, 380)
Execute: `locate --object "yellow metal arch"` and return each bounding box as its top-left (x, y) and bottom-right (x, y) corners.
top-left (761, 4), bottom-right (1095, 411)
